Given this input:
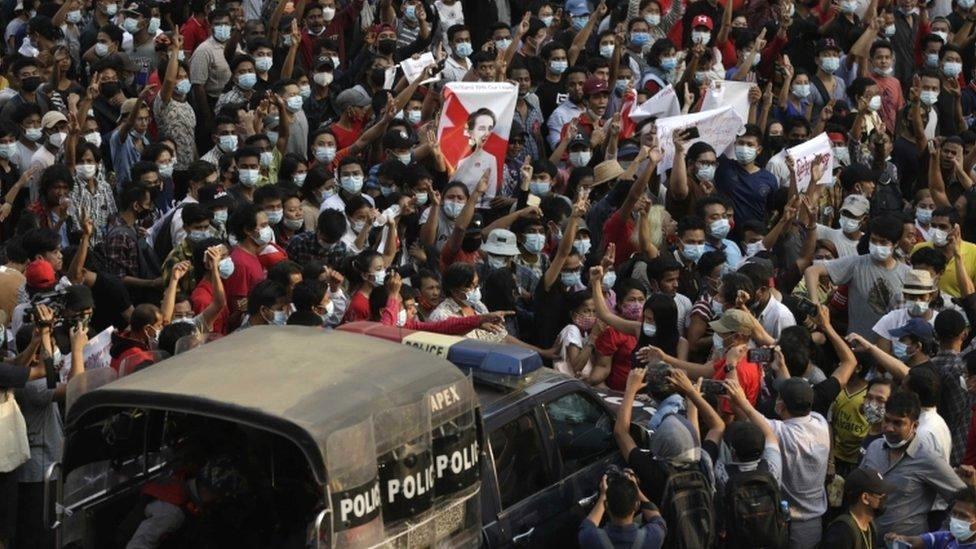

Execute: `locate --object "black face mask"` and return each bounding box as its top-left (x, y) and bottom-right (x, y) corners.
top-left (788, 137), bottom-right (806, 147)
top-left (765, 135), bottom-right (785, 152)
top-left (377, 39), bottom-right (397, 56)
top-left (20, 76), bottom-right (40, 93)
top-left (100, 81), bottom-right (121, 98)
top-left (873, 496), bottom-right (887, 517)
top-left (370, 68), bottom-right (387, 89)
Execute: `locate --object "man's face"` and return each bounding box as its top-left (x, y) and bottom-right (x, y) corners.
top-left (185, 219), bottom-right (211, 234)
top-left (702, 204), bottom-right (726, 223)
top-left (587, 92), bottom-right (610, 116)
top-left (451, 30), bottom-right (471, 50)
top-left (44, 180), bottom-right (71, 207)
top-left (567, 72), bottom-right (586, 103)
top-left (882, 412), bottom-right (916, 445)
top-left (420, 276), bottom-right (442, 305)
top-left (339, 163), bottom-right (364, 179)
top-left (305, 8), bottom-right (325, 31)
top-left (871, 47), bottom-right (893, 70)
top-left (238, 155), bottom-right (260, 172)
top-left (512, 68), bottom-right (531, 94)
top-left (658, 270), bottom-right (679, 296)
top-left (133, 107), bottom-right (151, 134)
top-left (42, 248), bottom-right (63, 272)
top-left (680, 228), bottom-right (706, 248)
top-left (941, 142), bottom-right (963, 169)
top-left (920, 76), bottom-right (941, 96)
top-left (592, 67), bottom-right (610, 81)
top-left (476, 61), bottom-right (496, 81)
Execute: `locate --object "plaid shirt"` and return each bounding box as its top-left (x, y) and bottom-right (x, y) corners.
top-left (104, 216), bottom-right (139, 278)
top-left (929, 350), bottom-right (971, 466)
top-left (68, 173), bottom-right (117, 245)
top-left (284, 231), bottom-right (351, 268)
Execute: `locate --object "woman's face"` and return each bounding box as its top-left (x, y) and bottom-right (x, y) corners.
top-left (620, 289), bottom-right (645, 307)
top-left (79, 149), bottom-right (97, 165)
top-left (283, 197), bottom-right (302, 220)
top-left (368, 256), bottom-right (384, 274)
top-left (443, 186), bottom-right (467, 204)
top-left (314, 132), bottom-right (337, 148)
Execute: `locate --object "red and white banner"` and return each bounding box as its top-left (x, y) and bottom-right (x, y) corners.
top-left (437, 82), bottom-right (518, 203)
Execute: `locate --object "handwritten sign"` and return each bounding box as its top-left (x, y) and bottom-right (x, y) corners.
top-left (769, 132), bottom-right (834, 191)
top-left (654, 106), bottom-right (744, 174)
top-left (700, 80), bottom-right (753, 125)
top-left (629, 84), bottom-right (680, 122)
top-left (400, 53), bottom-right (437, 84)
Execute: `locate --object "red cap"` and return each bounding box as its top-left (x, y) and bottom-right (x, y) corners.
top-left (827, 132), bottom-right (846, 144)
top-left (371, 22), bottom-right (396, 35)
top-left (25, 259), bottom-right (56, 290)
top-left (692, 15), bottom-right (714, 30)
top-left (583, 77), bottom-right (610, 96)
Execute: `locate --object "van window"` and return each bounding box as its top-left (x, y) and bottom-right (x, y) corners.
top-left (545, 392), bottom-right (615, 475)
top-left (489, 413), bottom-right (548, 509)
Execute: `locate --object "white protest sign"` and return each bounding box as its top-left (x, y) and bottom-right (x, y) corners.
top-left (400, 52), bottom-right (437, 84)
top-left (60, 326), bottom-right (115, 381)
top-left (700, 80), bottom-right (753, 125)
top-left (654, 106), bottom-right (744, 174)
top-left (629, 84), bottom-right (680, 122)
top-left (769, 132), bottom-right (834, 191)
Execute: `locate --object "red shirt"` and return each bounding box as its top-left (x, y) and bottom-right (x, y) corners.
top-left (329, 120), bottom-right (365, 151)
top-left (343, 290), bottom-right (370, 323)
top-left (180, 16), bottom-right (210, 56)
top-left (223, 246), bottom-right (265, 316)
top-left (190, 278), bottom-right (228, 334)
top-left (712, 356), bottom-right (762, 414)
top-left (595, 326), bottom-right (638, 391)
top-left (602, 210), bottom-right (636, 268)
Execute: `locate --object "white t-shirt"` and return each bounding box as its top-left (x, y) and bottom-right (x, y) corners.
top-left (871, 308), bottom-right (935, 342)
top-left (554, 323), bottom-right (593, 378)
top-left (757, 296), bottom-right (796, 340)
top-left (675, 293), bottom-right (692, 335)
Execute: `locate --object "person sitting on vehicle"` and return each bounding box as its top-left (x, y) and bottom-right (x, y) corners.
top-left (578, 467), bottom-right (666, 549)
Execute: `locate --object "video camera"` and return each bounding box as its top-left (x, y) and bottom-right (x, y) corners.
top-left (23, 289), bottom-right (69, 326)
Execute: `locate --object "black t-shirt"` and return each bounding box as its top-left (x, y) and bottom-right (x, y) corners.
top-left (536, 76), bottom-right (566, 121)
top-left (813, 376), bottom-right (841, 417)
top-left (531, 281), bottom-right (570, 349)
top-left (821, 515), bottom-right (873, 549)
top-left (90, 271), bottom-right (133, 332)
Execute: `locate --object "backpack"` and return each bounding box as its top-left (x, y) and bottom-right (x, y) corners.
top-left (152, 204), bottom-right (184, 260)
top-left (721, 461), bottom-right (788, 549)
top-left (593, 526), bottom-right (647, 549)
top-left (658, 461), bottom-right (714, 549)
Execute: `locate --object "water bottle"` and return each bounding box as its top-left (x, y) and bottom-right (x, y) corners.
top-left (780, 500), bottom-right (791, 523)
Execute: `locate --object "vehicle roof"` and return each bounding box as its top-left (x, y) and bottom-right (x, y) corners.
top-left (473, 367), bottom-right (571, 417)
top-left (66, 326), bottom-right (468, 484)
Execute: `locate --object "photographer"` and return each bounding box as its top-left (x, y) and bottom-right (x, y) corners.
top-left (578, 468), bottom-right (666, 549)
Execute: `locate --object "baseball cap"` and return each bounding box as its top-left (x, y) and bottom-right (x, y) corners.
top-left (199, 184), bottom-right (235, 210)
top-left (336, 86), bottom-right (372, 111)
top-left (840, 193), bottom-right (870, 217)
top-left (583, 77), bottom-right (610, 96)
top-left (692, 14), bottom-right (714, 30)
top-left (903, 269), bottom-right (936, 295)
top-left (481, 229), bottom-right (519, 256)
top-left (123, 1), bottom-right (152, 18)
top-left (844, 468), bottom-right (897, 499)
top-left (889, 317), bottom-right (936, 342)
top-left (569, 133), bottom-right (589, 150)
top-left (708, 309), bottom-right (755, 336)
top-left (817, 37), bottom-right (841, 52)
top-left (778, 378), bottom-right (814, 413)
top-left (382, 130), bottom-right (412, 150)
top-left (41, 111), bottom-right (67, 130)
top-left (25, 259), bottom-right (56, 290)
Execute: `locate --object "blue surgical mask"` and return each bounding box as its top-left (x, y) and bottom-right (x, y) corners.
top-left (574, 239), bottom-right (591, 256)
top-left (523, 233), bottom-right (545, 253)
top-left (892, 340), bottom-right (910, 360)
top-left (286, 95), bottom-right (304, 112)
top-left (549, 60), bottom-right (568, 74)
top-left (213, 24), bottom-right (232, 42)
top-left (630, 32), bottom-right (650, 46)
top-left (176, 78), bottom-right (191, 95)
top-left (218, 257), bottom-right (235, 278)
top-left (237, 72), bottom-right (257, 90)
top-left (660, 56), bottom-right (677, 71)
top-left (218, 134), bottom-right (238, 153)
top-left (453, 41), bottom-right (473, 57)
top-left (465, 287), bottom-right (481, 304)
top-left (709, 218), bottom-right (731, 239)
top-left (239, 168), bottom-right (260, 187)
top-left (340, 175), bottom-right (363, 193)
top-left (314, 146), bottom-right (337, 163)
top-left (819, 56), bottom-right (840, 73)
top-left (495, 38), bottom-right (512, 50)
top-left (188, 229), bottom-right (210, 242)
top-left (681, 242), bottom-right (705, 262)
top-left (642, 322), bottom-right (657, 337)
top-left (603, 270), bottom-right (617, 288)
top-left (269, 309), bottom-right (288, 325)
top-left (561, 271), bottom-right (582, 287)
top-left (213, 209), bottom-right (228, 225)
top-left (529, 181), bottom-right (550, 195)
top-left (443, 201), bottom-right (464, 219)
top-left (734, 145), bottom-right (757, 164)
top-left (265, 209), bottom-right (283, 225)
top-left (572, 16), bottom-right (587, 30)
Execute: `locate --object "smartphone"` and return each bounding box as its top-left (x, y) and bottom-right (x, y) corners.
top-left (748, 348), bottom-right (774, 364)
top-left (795, 297), bottom-right (819, 318)
top-left (701, 379), bottom-right (727, 395)
top-left (683, 127), bottom-right (700, 140)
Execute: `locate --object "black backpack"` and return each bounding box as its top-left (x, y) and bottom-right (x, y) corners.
top-left (721, 461), bottom-right (788, 549)
top-left (152, 203), bottom-right (184, 260)
top-left (658, 461), bottom-right (714, 549)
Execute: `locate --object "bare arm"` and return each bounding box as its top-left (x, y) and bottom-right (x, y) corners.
top-left (543, 198), bottom-right (586, 290)
top-left (589, 265), bottom-right (641, 334)
top-left (160, 34), bottom-right (183, 104)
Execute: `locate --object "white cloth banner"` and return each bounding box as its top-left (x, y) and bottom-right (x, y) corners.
top-left (768, 132), bottom-right (834, 192)
top-left (629, 84), bottom-right (681, 122)
top-left (654, 106), bottom-right (744, 174)
top-left (700, 80), bottom-right (753, 124)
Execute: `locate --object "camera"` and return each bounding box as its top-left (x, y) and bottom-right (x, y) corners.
top-left (23, 289), bottom-right (68, 326)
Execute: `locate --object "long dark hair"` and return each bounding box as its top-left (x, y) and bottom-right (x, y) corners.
top-left (638, 293), bottom-right (679, 357)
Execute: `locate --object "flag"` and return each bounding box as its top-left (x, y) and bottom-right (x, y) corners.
top-left (436, 82), bottom-right (518, 202)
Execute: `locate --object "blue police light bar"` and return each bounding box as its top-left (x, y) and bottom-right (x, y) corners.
top-left (446, 339), bottom-right (543, 376)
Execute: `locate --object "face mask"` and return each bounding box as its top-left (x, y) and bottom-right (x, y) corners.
top-left (572, 16), bottom-right (587, 30)
top-left (692, 31), bottom-right (710, 44)
top-left (924, 52), bottom-right (940, 68)
top-left (443, 200), bottom-right (464, 219)
top-left (237, 72), bottom-right (257, 90)
top-left (681, 242), bottom-right (705, 262)
top-left (265, 209), bottom-right (283, 225)
top-left (574, 239), bottom-right (591, 256)
top-left (67, 10), bottom-right (82, 23)
top-left (930, 228), bottom-right (949, 247)
top-left (298, 84), bottom-right (311, 98)
top-left (148, 16), bottom-right (160, 33)
top-left (961, 0), bottom-right (975, 7)
top-left (541, 15), bottom-right (554, 26)
top-left (464, 287), bottom-right (481, 304)
top-left (239, 168), bottom-right (260, 187)
top-left (453, 41), bottom-right (473, 57)
top-left (950, 518), bottom-right (976, 541)
top-left (75, 163), bottom-right (97, 179)
top-left (642, 322), bottom-right (657, 337)
top-left (213, 24), bottom-right (232, 42)
top-left (404, 109), bottom-right (422, 125)
top-left (487, 254), bottom-right (508, 270)
top-left (863, 401), bottom-right (885, 424)
top-left (351, 219), bottom-right (367, 233)
top-left (873, 64), bottom-right (894, 77)
top-left (660, 56), bottom-right (677, 71)
top-left (884, 24), bottom-right (895, 36)
top-left (495, 38), bottom-right (512, 50)
top-left (252, 225), bottom-right (274, 246)
top-left (892, 340), bottom-right (911, 361)
top-left (0, 143), bottom-right (14, 162)
top-left (314, 146), bottom-right (337, 163)
top-left (832, 146), bottom-right (850, 165)
top-left (944, 61), bottom-right (963, 78)
top-left (123, 17), bottom-right (140, 34)
top-left (213, 209), bottom-right (228, 224)
top-left (603, 270), bottom-right (617, 288)
top-left (916, 207), bottom-right (932, 224)
top-left (104, 2), bottom-right (118, 15)
top-left (735, 145), bottom-right (757, 164)
top-left (819, 56), bottom-right (840, 73)
top-left (395, 152), bottom-right (412, 165)
top-left (529, 181), bottom-right (550, 195)
top-left (340, 174), bottom-right (363, 193)
top-left (279, 216), bottom-right (302, 231)
top-left (631, 32), bottom-right (650, 46)
top-left (254, 56), bottom-right (273, 73)
top-left (792, 84), bottom-right (811, 98)
top-left (620, 302), bottom-right (644, 320)
top-left (883, 433), bottom-right (910, 449)
top-left (599, 44), bottom-right (614, 58)
top-left (380, 185), bottom-right (395, 197)
top-left (869, 243), bottom-right (892, 261)
top-left (868, 95), bottom-right (883, 111)
top-left (920, 90), bottom-right (939, 106)
top-left (259, 150), bottom-right (274, 168)
top-left (25, 127), bottom-right (43, 142)
top-left (710, 298), bottom-right (724, 316)
top-left (267, 309), bottom-right (287, 325)
top-left (318, 5), bottom-right (335, 20)
top-left (549, 60), bottom-right (568, 74)
top-left (410, 191), bottom-right (428, 206)
top-left (523, 233), bottom-right (545, 253)
top-left (175, 78), bottom-right (192, 96)
top-left (569, 151), bottom-right (591, 167)
top-left (644, 13), bottom-right (661, 25)
top-left (839, 216), bottom-right (861, 234)
top-left (286, 95), bottom-right (304, 113)
top-left (907, 299), bottom-right (929, 316)
top-left (709, 218), bottom-right (731, 240)
top-left (556, 270), bottom-right (581, 287)
top-left (218, 134), bottom-right (238, 152)
top-left (158, 162), bottom-right (174, 178)
top-left (746, 241), bottom-right (764, 257)
top-left (696, 164), bottom-right (716, 182)
top-left (575, 313), bottom-right (596, 331)
top-left (85, 132), bottom-right (102, 147)
top-left (314, 71), bottom-right (334, 87)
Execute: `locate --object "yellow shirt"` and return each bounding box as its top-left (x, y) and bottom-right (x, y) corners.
top-left (830, 385), bottom-right (868, 465)
top-left (911, 240), bottom-right (976, 298)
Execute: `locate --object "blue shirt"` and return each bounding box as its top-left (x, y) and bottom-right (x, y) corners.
top-left (715, 156), bottom-right (778, 226)
top-left (922, 531), bottom-right (976, 549)
top-left (704, 238), bottom-right (744, 267)
top-left (578, 517), bottom-right (666, 549)
top-left (110, 129), bottom-right (147, 189)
